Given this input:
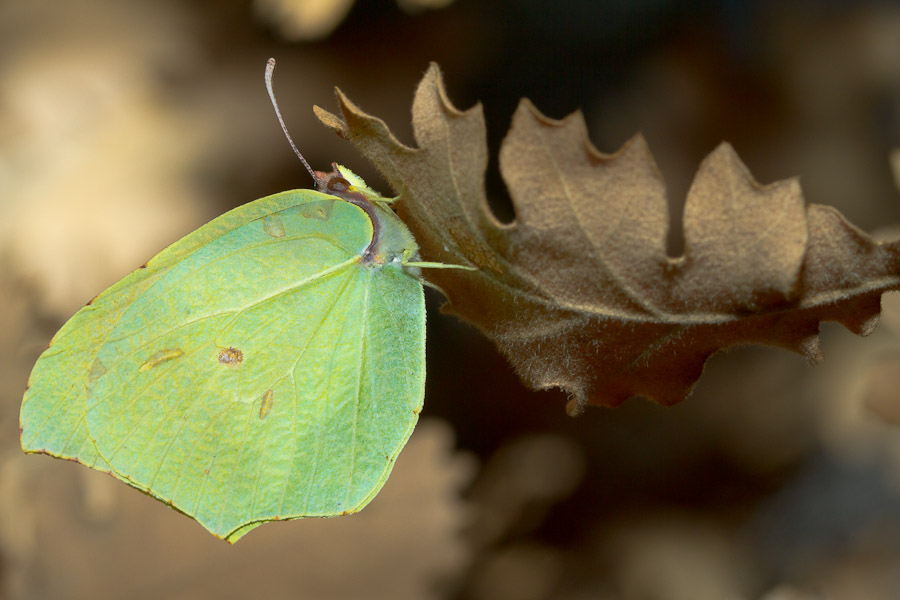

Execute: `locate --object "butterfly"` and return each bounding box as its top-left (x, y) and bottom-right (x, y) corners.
top-left (20, 58), bottom-right (470, 543)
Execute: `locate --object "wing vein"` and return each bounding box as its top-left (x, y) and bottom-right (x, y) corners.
top-left (343, 269), bottom-right (370, 508)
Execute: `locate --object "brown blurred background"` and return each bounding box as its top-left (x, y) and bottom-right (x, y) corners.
top-left (4, 1), bottom-right (900, 598)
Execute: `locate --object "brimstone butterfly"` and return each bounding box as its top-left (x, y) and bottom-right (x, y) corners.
top-left (19, 59), bottom-right (468, 543)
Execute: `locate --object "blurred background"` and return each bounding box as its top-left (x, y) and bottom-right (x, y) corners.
top-left (4, 0), bottom-right (900, 598)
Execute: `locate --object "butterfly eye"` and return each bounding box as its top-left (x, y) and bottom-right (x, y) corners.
top-left (327, 177), bottom-right (350, 193)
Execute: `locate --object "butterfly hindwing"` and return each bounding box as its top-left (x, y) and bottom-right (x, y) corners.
top-left (21, 188), bottom-right (426, 540)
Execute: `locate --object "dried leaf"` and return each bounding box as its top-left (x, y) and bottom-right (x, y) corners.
top-left (315, 63), bottom-right (900, 412)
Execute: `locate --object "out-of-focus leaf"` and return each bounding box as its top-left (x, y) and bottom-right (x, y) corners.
top-left (254, 0), bottom-right (456, 39)
top-left (254, 0), bottom-right (354, 41)
top-left (396, 0), bottom-right (455, 14)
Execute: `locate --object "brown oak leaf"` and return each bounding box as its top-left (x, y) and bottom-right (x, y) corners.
top-left (314, 63), bottom-right (900, 414)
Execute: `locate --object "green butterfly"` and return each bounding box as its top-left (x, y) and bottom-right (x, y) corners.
top-left (20, 59), bottom-right (469, 543)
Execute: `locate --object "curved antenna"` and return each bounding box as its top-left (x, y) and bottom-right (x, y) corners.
top-left (265, 58), bottom-right (317, 183)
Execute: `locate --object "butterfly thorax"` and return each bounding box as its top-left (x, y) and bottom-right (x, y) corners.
top-left (370, 202), bottom-right (421, 271)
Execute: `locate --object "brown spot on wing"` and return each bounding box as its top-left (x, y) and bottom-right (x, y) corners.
top-left (218, 346), bottom-right (244, 367)
top-left (259, 389), bottom-right (274, 419)
top-left (88, 357), bottom-right (107, 382)
top-left (139, 348), bottom-right (184, 371)
top-left (263, 214), bottom-right (285, 238)
top-left (300, 200), bottom-right (333, 221)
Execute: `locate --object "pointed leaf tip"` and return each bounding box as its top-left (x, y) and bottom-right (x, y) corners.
top-left (417, 62), bottom-right (466, 118)
top-left (313, 104), bottom-right (348, 138)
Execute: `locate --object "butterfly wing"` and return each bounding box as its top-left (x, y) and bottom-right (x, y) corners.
top-left (21, 189), bottom-right (425, 541)
top-left (21, 190), bottom-right (330, 475)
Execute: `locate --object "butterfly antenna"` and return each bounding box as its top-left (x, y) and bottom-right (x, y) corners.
top-left (265, 58), bottom-right (317, 183)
